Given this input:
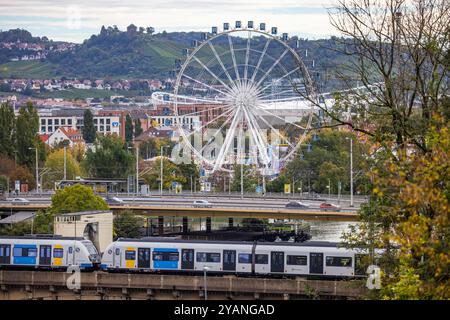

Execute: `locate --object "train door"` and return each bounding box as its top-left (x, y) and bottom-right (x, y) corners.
top-left (113, 247), bottom-right (121, 268)
top-left (39, 245), bottom-right (52, 266)
top-left (0, 244), bottom-right (11, 265)
top-left (309, 253), bottom-right (323, 274)
top-left (181, 249), bottom-right (195, 270)
top-left (138, 248), bottom-right (151, 269)
top-left (270, 251), bottom-right (284, 273)
top-left (223, 250), bottom-right (236, 271)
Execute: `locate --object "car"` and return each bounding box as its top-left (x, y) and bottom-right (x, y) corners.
top-left (193, 200), bottom-right (212, 208)
top-left (10, 198), bottom-right (30, 205)
top-left (105, 196), bottom-right (125, 206)
top-left (320, 203), bottom-right (341, 212)
top-left (285, 201), bottom-right (310, 209)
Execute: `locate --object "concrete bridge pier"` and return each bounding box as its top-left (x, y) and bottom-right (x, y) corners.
top-left (206, 217), bottom-right (211, 232)
top-left (182, 217), bottom-right (188, 233)
top-left (158, 216), bottom-right (164, 235)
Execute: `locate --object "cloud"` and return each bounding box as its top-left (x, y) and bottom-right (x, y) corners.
top-left (0, 0), bottom-right (337, 42)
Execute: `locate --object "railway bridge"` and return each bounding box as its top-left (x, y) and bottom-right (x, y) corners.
top-left (0, 270), bottom-right (368, 300)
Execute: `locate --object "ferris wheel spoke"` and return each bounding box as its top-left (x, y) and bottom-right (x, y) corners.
top-left (199, 112), bottom-right (234, 153)
top-left (227, 34), bottom-right (241, 84)
top-left (243, 33), bottom-right (251, 81)
top-left (208, 41), bottom-right (236, 88)
top-left (242, 107), bottom-right (271, 164)
top-left (182, 74), bottom-right (229, 96)
top-left (255, 48), bottom-right (289, 88)
top-left (213, 108), bottom-right (242, 171)
top-left (184, 108), bottom-right (235, 138)
top-left (250, 38), bottom-right (272, 83)
top-left (254, 104), bottom-right (308, 130)
top-left (177, 104), bottom-right (231, 118)
top-left (256, 114), bottom-right (295, 149)
top-left (192, 56), bottom-right (233, 92)
top-left (257, 66), bottom-right (301, 94)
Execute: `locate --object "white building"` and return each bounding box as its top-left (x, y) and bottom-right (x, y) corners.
top-left (38, 108), bottom-right (121, 137)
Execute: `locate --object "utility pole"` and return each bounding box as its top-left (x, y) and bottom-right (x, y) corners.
top-left (160, 145), bottom-right (164, 196)
top-left (328, 178), bottom-right (331, 200)
top-left (136, 145), bottom-right (139, 196)
top-left (346, 137), bottom-right (354, 207)
top-left (63, 146), bottom-right (67, 180)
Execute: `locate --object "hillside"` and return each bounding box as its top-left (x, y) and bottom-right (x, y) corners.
top-left (0, 27), bottom-right (350, 89)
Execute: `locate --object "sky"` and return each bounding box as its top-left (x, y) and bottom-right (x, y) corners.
top-left (0, 0), bottom-right (338, 43)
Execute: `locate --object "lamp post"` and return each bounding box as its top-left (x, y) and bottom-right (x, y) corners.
top-left (63, 146), bottom-right (67, 180)
top-left (346, 137), bottom-right (354, 207)
top-left (28, 147), bottom-right (38, 194)
top-left (203, 266), bottom-right (210, 300)
top-left (160, 145), bottom-right (169, 195)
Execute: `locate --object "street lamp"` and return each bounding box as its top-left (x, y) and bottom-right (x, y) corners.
top-left (345, 137), bottom-right (354, 207)
top-left (203, 266), bottom-right (210, 300)
top-left (28, 147), bottom-right (38, 194)
top-left (160, 145), bottom-right (170, 195)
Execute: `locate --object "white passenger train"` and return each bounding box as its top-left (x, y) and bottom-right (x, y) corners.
top-left (0, 236), bottom-right (101, 270)
top-left (101, 238), bottom-right (368, 277)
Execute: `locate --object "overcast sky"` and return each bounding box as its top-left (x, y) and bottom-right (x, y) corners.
top-left (0, 0), bottom-right (338, 43)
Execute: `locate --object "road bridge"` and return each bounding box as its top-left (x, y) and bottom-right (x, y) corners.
top-left (0, 270), bottom-right (368, 300)
top-left (0, 203), bottom-right (358, 221)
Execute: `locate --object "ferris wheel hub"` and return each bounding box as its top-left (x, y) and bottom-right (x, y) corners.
top-left (226, 81), bottom-right (261, 110)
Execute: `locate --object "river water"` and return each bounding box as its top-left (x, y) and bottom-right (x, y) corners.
top-left (307, 221), bottom-right (359, 242)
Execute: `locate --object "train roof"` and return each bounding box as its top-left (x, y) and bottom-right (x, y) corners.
top-left (116, 237), bottom-right (343, 248)
top-left (0, 235), bottom-right (86, 241)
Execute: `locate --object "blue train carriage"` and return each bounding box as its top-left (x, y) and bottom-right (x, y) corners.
top-left (0, 236), bottom-right (101, 270)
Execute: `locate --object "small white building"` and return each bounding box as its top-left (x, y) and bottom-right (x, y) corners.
top-left (54, 210), bottom-right (113, 253)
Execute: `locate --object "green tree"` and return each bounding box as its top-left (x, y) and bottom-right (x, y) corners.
top-left (16, 102), bottom-right (39, 168)
top-left (83, 134), bottom-right (134, 179)
top-left (134, 119), bottom-right (143, 138)
top-left (0, 103), bottom-right (16, 158)
top-left (83, 110), bottom-right (96, 143)
top-left (114, 210), bottom-right (144, 239)
top-left (49, 184), bottom-right (109, 214)
top-left (142, 158), bottom-right (186, 190)
top-left (125, 114), bottom-right (133, 143)
top-left (231, 165), bottom-right (261, 193)
top-left (43, 149), bottom-right (81, 189)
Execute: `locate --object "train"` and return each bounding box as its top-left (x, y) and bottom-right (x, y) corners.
top-left (0, 236), bottom-right (370, 278)
top-left (0, 236), bottom-right (101, 270)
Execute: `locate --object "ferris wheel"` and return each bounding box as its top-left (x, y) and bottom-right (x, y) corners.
top-left (172, 21), bottom-right (318, 176)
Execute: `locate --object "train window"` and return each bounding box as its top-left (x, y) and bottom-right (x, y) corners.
top-left (255, 254), bottom-right (268, 264)
top-left (53, 248), bottom-right (64, 258)
top-left (196, 252), bottom-right (220, 263)
top-left (13, 248), bottom-right (23, 256)
top-left (69, 247), bottom-right (73, 254)
top-left (326, 256), bottom-right (352, 267)
top-left (153, 252), bottom-right (179, 261)
top-left (115, 248), bottom-right (120, 255)
top-left (287, 255), bottom-right (307, 266)
top-left (238, 253), bottom-right (252, 264)
top-left (125, 250), bottom-right (136, 260)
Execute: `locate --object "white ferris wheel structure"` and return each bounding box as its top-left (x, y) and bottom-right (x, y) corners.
top-left (152, 21), bottom-right (319, 177)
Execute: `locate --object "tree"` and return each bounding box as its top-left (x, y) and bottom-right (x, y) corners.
top-left (230, 165), bottom-right (262, 193)
top-left (43, 149), bottom-right (82, 189)
top-left (0, 103), bottom-right (16, 158)
top-left (49, 184), bottom-right (109, 215)
top-left (134, 119), bottom-right (143, 138)
top-left (83, 134), bottom-right (134, 179)
top-left (114, 210), bottom-right (144, 239)
top-left (125, 114), bottom-right (133, 143)
top-left (15, 102), bottom-right (39, 168)
top-left (314, 0), bottom-right (450, 155)
top-left (83, 110), bottom-right (96, 143)
top-left (344, 116), bottom-right (449, 299)
top-left (142, 158), bottom-right (186, 190)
